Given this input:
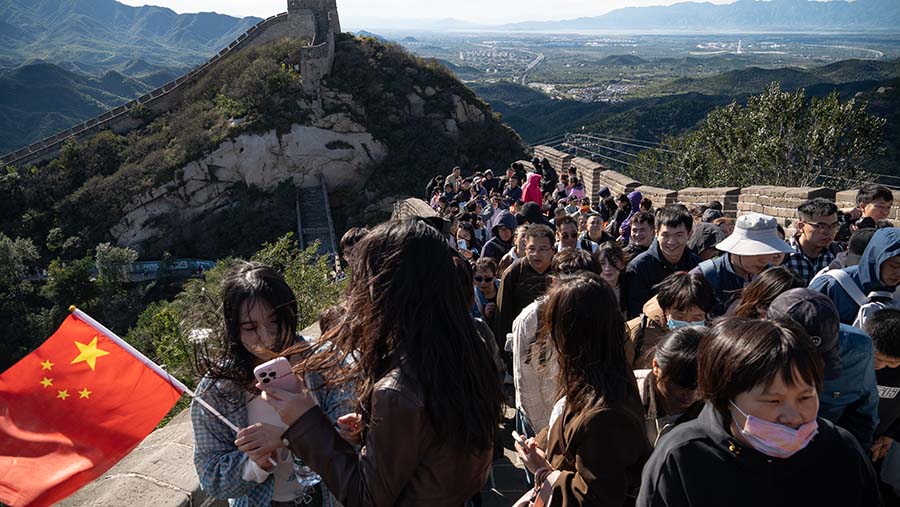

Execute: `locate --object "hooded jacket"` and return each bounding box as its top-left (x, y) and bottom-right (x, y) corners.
top-left (619, 191), bottom-right (644, 241)
top-left (480, 211), bottom-right (517, 262)
top-left (809, 228), bottom-right (900, 325)
top-left (521, 172), bottom-right (543, 205)
top-left (636, 403), bottom-right (880, 507)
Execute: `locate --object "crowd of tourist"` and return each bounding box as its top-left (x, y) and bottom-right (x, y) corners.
top-left (190, 157), bottom-right (900, 506)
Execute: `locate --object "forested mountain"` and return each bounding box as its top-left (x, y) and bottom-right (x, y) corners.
top-left (0, 0), bottom-right (261, 74)
top-left (0, 61), bottom-right (157, 153)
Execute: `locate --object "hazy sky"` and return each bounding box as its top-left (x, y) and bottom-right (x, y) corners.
top-left (118, 0), bottom-right (738, 25)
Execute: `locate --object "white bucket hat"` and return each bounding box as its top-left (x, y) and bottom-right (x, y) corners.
top-left (714, 213), bottom-right (793, 256)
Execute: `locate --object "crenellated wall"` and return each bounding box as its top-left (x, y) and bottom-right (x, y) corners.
top-left (533, 145), bottom-right (882, 232)
top-left (679, 187), bottom-right (742, 217)
top-left (1, 0), bottom-right (339, 170)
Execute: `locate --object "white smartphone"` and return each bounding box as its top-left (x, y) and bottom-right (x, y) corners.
top-left (253, 357), bottom-right (302, 392)
top-left (512, 430), bottom-right (527, 446)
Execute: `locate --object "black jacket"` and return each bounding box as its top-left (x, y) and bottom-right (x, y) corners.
top-left (481, 211), bottom-right (517, 262)
top-left (624, 241), bottom-right (700, 319)
top-left (637, 403), bottom-right (881, 507)
top-left (876, 366), bottom-right (900, 441)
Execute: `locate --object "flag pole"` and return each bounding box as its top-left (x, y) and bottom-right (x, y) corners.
top-left (69, 306), bottom-right (240, 434)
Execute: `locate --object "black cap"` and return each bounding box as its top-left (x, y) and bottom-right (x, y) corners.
top-left (688, 222), bottom-right (725, 255)
top-left (768, 288), bottom-right (842, 380)
top-left (702, 208), bottom-right (724, 223)
top-left (516, 201), bottom-right (548, 226)
top-left (847, 228), bottom-right (877, 266)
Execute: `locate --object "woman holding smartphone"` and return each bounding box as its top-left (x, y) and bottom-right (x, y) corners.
top-left (191, 263), bottom-right (354, 507)
top-left (516, 273), bottom-right (652, 506)
top-left (260, 219), bottom-right (505, 506)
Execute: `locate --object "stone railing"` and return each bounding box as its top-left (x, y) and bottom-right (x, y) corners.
top-left (533, 144), bottom-right (890, 235)
top-left (0, 12), bottom-right (292, 169)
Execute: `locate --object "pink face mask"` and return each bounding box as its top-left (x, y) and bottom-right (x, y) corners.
top-left (730, 401), bottom-right (817, 459)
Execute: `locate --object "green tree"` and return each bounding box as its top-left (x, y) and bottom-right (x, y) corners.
top-left (0, 234), bottom-right (40, 369)
top-left (632, 83), bottom-right (887, 189)
top-left (251, 234), bottom-right (344, 329)
top-left (95, 242), bottom-right (138, 285)
top-left (126, 233), bottom-right (343, 393)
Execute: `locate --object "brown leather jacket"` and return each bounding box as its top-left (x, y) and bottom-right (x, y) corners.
top-left (545, 394), bottom-right (651, 507)
top-left (625, 296), bottom-right (668, 369)
top-left (282, 368), bottom-right (492, 506)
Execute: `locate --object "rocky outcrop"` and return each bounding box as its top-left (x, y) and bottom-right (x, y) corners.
top-left (111, 122), bottom-right (386, 250)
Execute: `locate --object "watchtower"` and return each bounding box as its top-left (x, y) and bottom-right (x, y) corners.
top-left (288, 0), bottom-right (341, 40)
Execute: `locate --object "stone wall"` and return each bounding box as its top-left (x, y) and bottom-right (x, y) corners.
top-left (300, 31), bottom-right (335, 94)
top-left (570, 158), bottom-right (603, 203)
top-left (738, 186), bottom-right (835, 234)
top-left (533, 146), bottom-right (573, 175)
top-left (1, 0), bottom-right (338, 170)
top-left (635, 185), bottom-right (678, 208)
top-left (679, 187), bottom-right (742, 218)
top-left (531, 146), bottom-right (885, 232)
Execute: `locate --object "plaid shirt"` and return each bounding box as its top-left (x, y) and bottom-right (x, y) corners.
top-left (783, 236), bottom-right (843, 286)
top-left (191, 337), bottom-right (354, 507)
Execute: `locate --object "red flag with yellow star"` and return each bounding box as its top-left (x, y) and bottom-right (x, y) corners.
top-left (0, 311), bottom-right (183, 507)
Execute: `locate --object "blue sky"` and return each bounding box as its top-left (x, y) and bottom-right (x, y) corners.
top-left (118, 0), bottom-right (737, 25)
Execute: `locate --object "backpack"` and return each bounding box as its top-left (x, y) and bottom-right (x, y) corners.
top-left (813, 269), bottom-right (899, 329)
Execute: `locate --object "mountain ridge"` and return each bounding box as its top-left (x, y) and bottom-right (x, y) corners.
top-left (501, 0), bottom-right (900, 32)
top-left (0, 0), bottom-right (262, 74)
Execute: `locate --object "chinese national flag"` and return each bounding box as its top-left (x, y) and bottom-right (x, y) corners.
top-left (0, 313), bottom-right (183, 507)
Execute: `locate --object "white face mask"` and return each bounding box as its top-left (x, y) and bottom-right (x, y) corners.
top-left (730, 402), bottom-right (818, 459)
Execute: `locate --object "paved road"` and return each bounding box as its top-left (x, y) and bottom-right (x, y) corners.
top-left (520, 52), bottom-right (545, 86)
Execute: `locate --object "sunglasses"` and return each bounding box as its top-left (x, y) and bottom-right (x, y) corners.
top-left (473, 276), bottom-right (494, 282)
top-left (560, 233), bottom-right (578, 240)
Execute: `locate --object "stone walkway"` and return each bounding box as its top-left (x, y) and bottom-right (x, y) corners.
top-left (481, 406), bottom-right (529, 507)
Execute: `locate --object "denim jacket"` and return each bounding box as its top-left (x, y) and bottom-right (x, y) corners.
top-left (191, 336), bottom-right (355, 507)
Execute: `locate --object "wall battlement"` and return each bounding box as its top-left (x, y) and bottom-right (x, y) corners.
top-left (534, 145), bottom-right (899, 235)
top-left (1, 0), bottom-right (339, 169)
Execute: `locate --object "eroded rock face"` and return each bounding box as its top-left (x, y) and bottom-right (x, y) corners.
top-left (111, 123), bottom-right (386, 249)
top-left (108, 77), bottom-right (500, 252)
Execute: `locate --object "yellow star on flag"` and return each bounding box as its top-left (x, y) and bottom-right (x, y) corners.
top-left (57, 390), bottom-right (70, 400)
top-left (71, 336), bottom-right (110, 371)
top-left (40, 377), bottom-right (53, 388)
top-left (78, 388), bottom-right (92, 399)
top-left (41, 360), bottom-right (54, 371)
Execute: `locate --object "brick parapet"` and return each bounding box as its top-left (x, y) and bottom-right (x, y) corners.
top-left (533, 146), bottom-right (573, 176)
top-left (636, 185), bottom-right (678, 208)
top-left (679, 187), bottom-right (741, 218)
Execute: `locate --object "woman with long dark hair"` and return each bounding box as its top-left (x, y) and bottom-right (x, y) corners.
top-left (259, 219), bottom-right (506, 506)
top-left (191, 263), bottom-right (353, 507)
top-left (517, 273), bottom-right (651, 506)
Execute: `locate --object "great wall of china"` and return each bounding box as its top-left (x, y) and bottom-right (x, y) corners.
top-left (0, 0), bottom-right (341, 170)
top-left (534, 145), bottom-right (900, 234)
